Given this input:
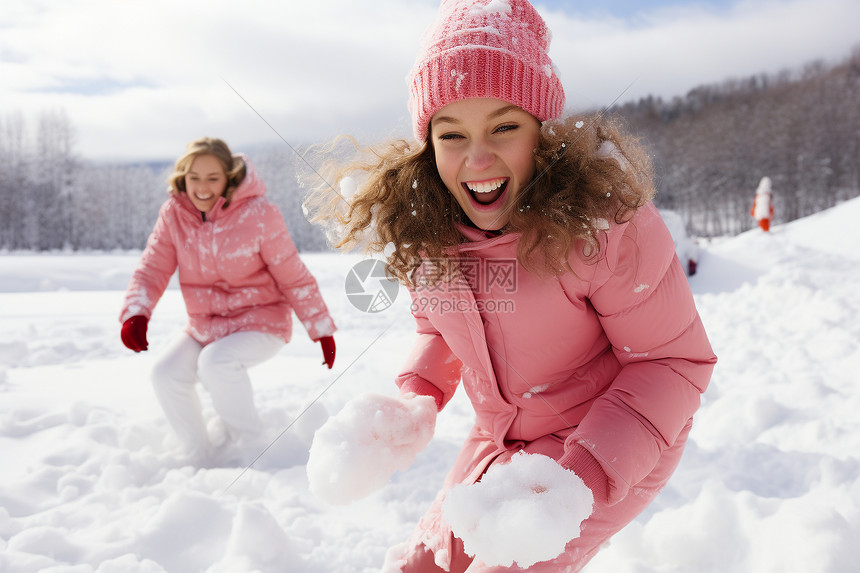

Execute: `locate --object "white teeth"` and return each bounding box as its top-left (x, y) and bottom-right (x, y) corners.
top-left (465, 178), bottom-right (505, 193)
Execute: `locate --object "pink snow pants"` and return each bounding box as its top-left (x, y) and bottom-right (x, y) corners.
top-left (388, 423), bottom-right (692, 573)
top-left (150, 331), bottom-right (284, 452)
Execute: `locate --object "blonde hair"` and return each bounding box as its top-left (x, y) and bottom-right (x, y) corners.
top-left (168, 137), bottom-right (247, 208)
top-left (304, 112), bottom-right (655, 287)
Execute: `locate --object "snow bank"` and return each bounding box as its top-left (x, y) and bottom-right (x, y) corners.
top-left (1, 199), bottom-right (860, 571)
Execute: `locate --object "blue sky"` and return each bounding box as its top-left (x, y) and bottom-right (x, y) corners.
top-left (1, 0), bottom-right (857, 161)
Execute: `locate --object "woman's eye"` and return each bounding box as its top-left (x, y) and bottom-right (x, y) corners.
top-left (439, 133), bottom-right (464, 141)
top-left (495, 124), bottom-right (518, 133)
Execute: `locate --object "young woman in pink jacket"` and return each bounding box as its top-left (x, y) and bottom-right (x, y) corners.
top-left (306, 1), bottom-right (716, 570)
top-left (120, 137), bottom-right (336, 459)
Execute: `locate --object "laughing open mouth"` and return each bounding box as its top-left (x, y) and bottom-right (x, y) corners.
top-left (463, 178), bottom-right (508, 206)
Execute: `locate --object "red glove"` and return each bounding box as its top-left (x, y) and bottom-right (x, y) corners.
top-left (317, 336), bottom-right (336, 369)
top-left (121, 315), bottom-right (149, 352)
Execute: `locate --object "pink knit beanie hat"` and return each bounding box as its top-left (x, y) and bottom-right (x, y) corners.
top-left (408, 0), bottom-right (565, 141)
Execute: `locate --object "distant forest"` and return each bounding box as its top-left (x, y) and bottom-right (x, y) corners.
top-left (616, 48), bottom-right (860, 236)
top-left (1, 49), bottom-right (858, 251)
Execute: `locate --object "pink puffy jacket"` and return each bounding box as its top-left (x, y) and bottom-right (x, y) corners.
top-left (120, 155), bottom-right (336, 346)
top-left (395, 202), bottom-right (716, 563)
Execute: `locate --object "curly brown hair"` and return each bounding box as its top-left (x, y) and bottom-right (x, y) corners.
top-left (303, 112), bottom-right (655, 287)
top-left (167, 137), bottom-right (247, 209)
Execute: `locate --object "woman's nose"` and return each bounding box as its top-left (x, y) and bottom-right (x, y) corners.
top-left (465, 141), bottom-right (495, 172)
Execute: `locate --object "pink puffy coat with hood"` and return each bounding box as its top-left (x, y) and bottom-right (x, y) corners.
top-left (120, 155), bottom-right (336, 346)
top-left (394, 202), bottom-right (716, 570)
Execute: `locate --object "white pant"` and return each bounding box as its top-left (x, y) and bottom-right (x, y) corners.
top-left (150, 331), bottom-right (285, 452)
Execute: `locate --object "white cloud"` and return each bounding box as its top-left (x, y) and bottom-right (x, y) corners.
top-left (546, 0), bottom-right (860, 110)
top-left (1, 0), bottom-right (856, 161)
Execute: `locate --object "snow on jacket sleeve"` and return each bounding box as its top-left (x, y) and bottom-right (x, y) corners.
top-left (558, 203), bottom-right (717, 505)
top-left (395, 289), bottom-right (464, 411)
top-left (258, 202), bottom-right (336, 341)
top-left (119, 201), bottom-right (179, 323)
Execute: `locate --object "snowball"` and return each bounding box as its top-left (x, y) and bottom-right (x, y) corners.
top-left (306, 393), bottom-right (436, 505)
top-left (442, 452), bottom-right (594, 568)
top-left (339, 176), bottom-right (358, 200)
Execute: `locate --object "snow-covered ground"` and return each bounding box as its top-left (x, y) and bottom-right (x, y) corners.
top-left (1, 198), bottom-right (859, 573)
